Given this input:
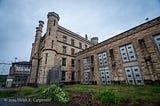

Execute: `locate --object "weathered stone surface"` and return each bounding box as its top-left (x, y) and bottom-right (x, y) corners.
top-left (30, 11), bottom-right (160, 85)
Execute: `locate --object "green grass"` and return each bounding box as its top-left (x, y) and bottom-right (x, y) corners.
top-left (63, 84), bottom-right (105, 92)
top-left (63, 84), bottom-right (160, 105)
top-left (0, 86), bottom-right (35, 98)
top-left (92, 88), bottom-right (120, 105)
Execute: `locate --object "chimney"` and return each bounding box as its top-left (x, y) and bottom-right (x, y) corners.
top-left (85, 34), bottom-right (88, 40)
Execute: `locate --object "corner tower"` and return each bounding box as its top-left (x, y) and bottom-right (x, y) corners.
top-left (29, 20), bottom-right (44, 85)
top-left (37, 12), bottom-right (60, 84)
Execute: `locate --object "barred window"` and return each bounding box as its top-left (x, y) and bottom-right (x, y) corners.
top-left (119, 44), bottom-right (137, 62)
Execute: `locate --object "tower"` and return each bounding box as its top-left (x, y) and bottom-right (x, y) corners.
top-left (91, 37), bottom-right (98, 45)
top-left (37, 12), bottom-right (60, 84)
top-left (29, 20), bottom-right (44, 85)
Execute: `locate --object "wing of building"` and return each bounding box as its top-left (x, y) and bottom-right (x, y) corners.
top-left (7, 61), bottom-right (31, 87)
top-left (29, 12), bottom-right (160, 86)
top-left (29, 12), bottom-right (95, 86)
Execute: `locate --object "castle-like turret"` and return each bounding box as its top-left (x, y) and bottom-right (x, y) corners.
top-left (29, 21), bottom-right (44, 84)
top-left (37, 12), bottom-right (60, 84)
top-left (34, 21), bottom-right (44, 57)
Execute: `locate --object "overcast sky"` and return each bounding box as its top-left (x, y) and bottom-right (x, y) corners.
top-left (0, 0), bottom-right (160, 74)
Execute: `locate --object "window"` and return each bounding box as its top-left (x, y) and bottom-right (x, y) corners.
top-left (109, 49), bottom-right (114, 60)
top-left (62, 58), bottom-right (66, 66)
top-left (79, 42), bottom-right (82, 49)
top-left (49, 28), bottom-right (51, 35)
top-left (125, 66), bottom-right (144, 85)
top-left (63, 36), bottom-right (67, 43)
top-left (53, 20), bottom-right (56, 26)
top-left (119, 44), bottom-right (137, 62)
top-left (71, 39), bottom-right (74, 46)
top-left (62, 46), bottom-right (67, 54)
top-left (71, 48), bottom-right (75, 55)
top-left (91, 55), bottom-right (94, 64)
top-left (71, 59), bottom-right (75, 67)
top-left (85, 44), bottom-right (87, 49)
top-left (83, 58), bottom-right (90, 69)
top-left (61, 71), bottom-right (66, 80)
top-left (138, 39), bottom-right (146, 48)
top-left (45, 53), bottom-right (48, 64)
top-left (153, 34), bottom-right (160, 53)
top-left (51, 40), bottom-right (54, 48)
top-left (98, 52), bottom-right (108, 67)
top-left (71, 72), bottom-right (75, 80)
top-left (100, 70), bottom-right (111, 84)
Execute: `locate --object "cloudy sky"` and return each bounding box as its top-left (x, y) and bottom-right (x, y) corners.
top-left (0, 0), bottom-right (160, 74)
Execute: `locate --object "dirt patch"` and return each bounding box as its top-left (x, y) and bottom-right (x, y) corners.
top-left (68, 91), bottom-right (103, 106)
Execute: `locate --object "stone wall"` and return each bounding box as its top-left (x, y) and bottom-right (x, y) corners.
top-left (75, 16), bottom-right (160, 85)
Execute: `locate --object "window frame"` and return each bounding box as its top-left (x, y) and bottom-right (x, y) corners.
top-left (63, 36), bottom-right (67, 43)
top-left (119, 43), bottom-right (137, 62)
top-left (71, 48), bottom-right (75, 55)
top-left (62, 46), bottom-right (67, 54)
top-left (62, 58), bottom-right (66, 66)
top-left (85, 44), bottom-right (87, 49)
top-left (71, 39), bottom-right (75, 46)
top-left (71, 59), bottom-right (75, 67)
top-left (61, 71), bottom-right (66, 80)
top-left (79, 42), bottom-right (82, 49)
top-left (153, 34), bottom-right (160, 53)
top-left (45, 53), bottom-right (48, 64)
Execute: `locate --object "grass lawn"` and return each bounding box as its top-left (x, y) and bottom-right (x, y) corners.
top-left (0, 86), bottom-right (35, 98)
top-left (63, 84), bottom-right (160, 105)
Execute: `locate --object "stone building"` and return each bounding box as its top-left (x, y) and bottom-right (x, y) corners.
top-left (29, 12), bottom-right (94, 85)
top-left (30, 11), bottom-right (160, 85)
top-left (75, 16), bottom-right (160, 85)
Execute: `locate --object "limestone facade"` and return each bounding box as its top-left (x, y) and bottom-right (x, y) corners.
top-left (75, 16), bottom-right (160, 85)
top-left (29, 12), bottom-right (92, 85)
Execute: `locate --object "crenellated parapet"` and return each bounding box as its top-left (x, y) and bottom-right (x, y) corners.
top-left (47, 12), bottom-right (60, 20)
